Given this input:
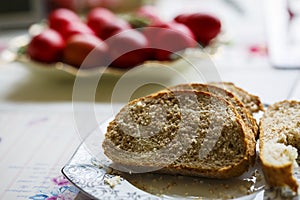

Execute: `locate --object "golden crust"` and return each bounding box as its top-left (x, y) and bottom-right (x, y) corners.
top-left (261, 161), bottom-right (298, 192)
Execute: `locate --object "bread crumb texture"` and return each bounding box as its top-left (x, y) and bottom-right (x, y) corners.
top-left (103, 90), bottom-right (255, 179)
top-left (259, 100), bottom-right (300, 192)
top-left (168, 83), bottom-right (259, 138)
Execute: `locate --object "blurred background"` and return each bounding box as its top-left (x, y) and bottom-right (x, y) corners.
top-left (0, 0), bottom-right (273, 103)
top-left (0, 0), bottom-right (153, 29)
top-left (1, 0), bottom-right (300, 199)
top-left (1, 0), bottom-right (299, 124)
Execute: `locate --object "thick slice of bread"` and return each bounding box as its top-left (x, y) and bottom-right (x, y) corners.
top-left (103, 90), bottom-right (256, 179)
top-left (209, 82), bottom-right (264, 114)
top-left (166, 83), bottom-right (258, 138)
top-left (259, 100), bottom-right (300, 192)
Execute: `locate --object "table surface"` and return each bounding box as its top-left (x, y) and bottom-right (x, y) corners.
top-left (0, 0), bottom-right (299, 199)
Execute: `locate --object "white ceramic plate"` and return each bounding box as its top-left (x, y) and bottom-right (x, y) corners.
top-left (61, 117), bottom-right (300, 200)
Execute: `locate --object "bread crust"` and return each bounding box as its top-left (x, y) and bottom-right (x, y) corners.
top-left (103, 90), bottom-right (256, 179)
top-left (259, 100), bottom-right (300, 192)
top-left (260, 160), bottom-right (298, 192)
top-left (209, 82), bottom-right (264, 114)
top-left (157, 157), bottom-right (251, 179)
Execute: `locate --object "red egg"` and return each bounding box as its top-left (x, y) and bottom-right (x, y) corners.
top-left (27, 29), bottom-right (65, 63)
top-left (48, 8), bottom-right (82, 34)
top-left (107, 29), bottom-right (149, 68)
top-left (175, 13), bottom-right (221, 46)
top-left (143, 22), bottom-right (197, 61)
top-left (87, 7), bottom-right (131, 40)
top-left (63, 34), bottom-right (109, 68)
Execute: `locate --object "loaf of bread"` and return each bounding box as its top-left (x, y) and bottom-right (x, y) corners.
top-left (210, 82), bottom-right (264, 114)
top-left (166, 83), bottom-right (258, 138)
top-left (259, 100), bottom-right (300, 192)
top-left (103, 90), bottom-right (256, 179)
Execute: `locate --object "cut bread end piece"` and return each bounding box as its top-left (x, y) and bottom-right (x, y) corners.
top-left (259, 100), bottom-right (300, 192)
top-left (260, 143), bottom-right (298, 192)
top-left (209, 82), bottom-right (264, 114)
top-left (103, 90), bottom-right (256, 179)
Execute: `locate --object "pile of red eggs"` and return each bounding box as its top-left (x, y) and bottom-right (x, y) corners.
top-left (27, 6), bottom-right (221, 69)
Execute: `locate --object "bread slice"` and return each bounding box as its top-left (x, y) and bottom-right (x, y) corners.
top-left (166, 83), bottom-right (259, 138)
top-left (103, 90), bottom-right (256, 179)
top-left (209, 82), bottom-right (264, 114)
top-left (259, 100), bottom-right (300, 192)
